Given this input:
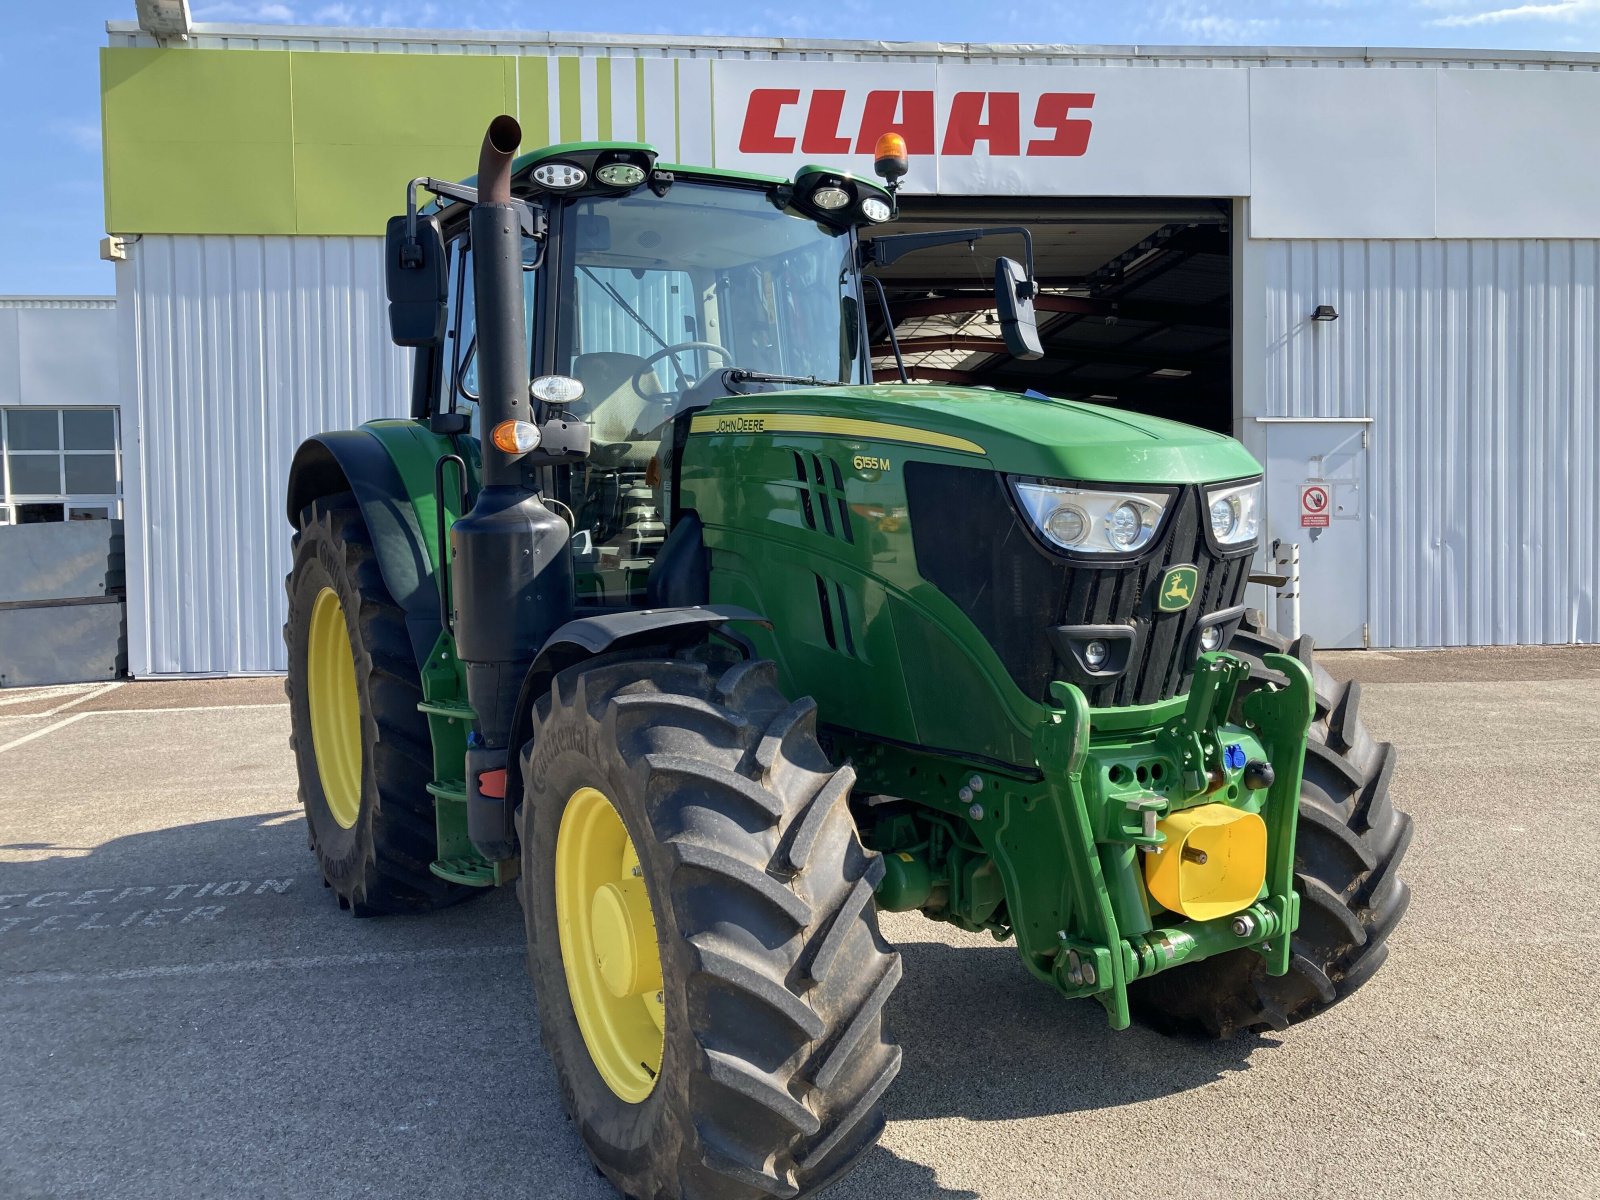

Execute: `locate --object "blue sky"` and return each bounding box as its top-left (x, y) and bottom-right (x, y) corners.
top-left (4, 0), bottom-right (1600, 295)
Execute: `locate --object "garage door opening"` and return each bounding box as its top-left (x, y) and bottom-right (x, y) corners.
top-left (865, 196), bottom-right (1234, 434)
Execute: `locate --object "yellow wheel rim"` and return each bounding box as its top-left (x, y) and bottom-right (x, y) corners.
top-left (555, 786), bottom-right (666, 1102)
top-left (306, 586), bottom-right (363, 830)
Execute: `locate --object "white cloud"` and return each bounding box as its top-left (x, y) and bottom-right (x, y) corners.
top-left (1153, 2), bottom-right (1279, 42)
top-left (49, 119), bottom-right (102, 154)
top-left (191, 1), bottom-right (452, 25)
top-left (1434, 0), bottom-right (1600, 25)
top-left (192, 2), bottom-right (298, 20)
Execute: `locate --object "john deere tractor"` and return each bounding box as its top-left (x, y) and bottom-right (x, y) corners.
top-left (284, 116), bottom-right (1411, 1199)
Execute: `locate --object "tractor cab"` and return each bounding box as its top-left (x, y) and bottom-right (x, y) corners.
top-left (401, 144), bottom-right (884, 603)
top-left (393, 137), bottom-right (1040, 604)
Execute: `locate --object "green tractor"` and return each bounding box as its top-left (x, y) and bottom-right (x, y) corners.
top-left (284, 115), bottom-right (1410, 1199)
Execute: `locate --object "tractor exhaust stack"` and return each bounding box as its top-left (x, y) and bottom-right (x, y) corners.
top-left (453, 115), bottom-right (574, 860)
top-left (476, 113), bottom-right (519, 205)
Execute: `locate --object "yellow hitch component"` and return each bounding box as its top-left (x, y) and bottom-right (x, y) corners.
top-left (1144, 802), bottom-right (1267, 921)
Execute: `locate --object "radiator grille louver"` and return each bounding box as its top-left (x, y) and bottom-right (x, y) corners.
top-left (790, 451), bottom-right (854, 545)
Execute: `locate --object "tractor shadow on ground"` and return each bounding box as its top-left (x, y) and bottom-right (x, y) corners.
top-left (829, 1148), bottom-right (981, 1199)
top-left (879, 934), bottom-right (1272, 1124)
top-left (2, 815), bottom-right (1260, 1200)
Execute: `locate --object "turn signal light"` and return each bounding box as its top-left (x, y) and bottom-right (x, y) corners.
top-left (491, 420), bottom-right (541, 455)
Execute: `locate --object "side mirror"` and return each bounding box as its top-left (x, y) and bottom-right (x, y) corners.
top-left (384, 214), bottom-right (447, 348)
top-left (995, 257), bottom-right (1043, 361)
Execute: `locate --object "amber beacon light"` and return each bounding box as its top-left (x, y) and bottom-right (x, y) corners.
top-left (873, 132), bottom-right (909, 192)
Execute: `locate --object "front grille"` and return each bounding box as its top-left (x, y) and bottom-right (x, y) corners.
top-left (903, 463), bottom-right (1252, 707)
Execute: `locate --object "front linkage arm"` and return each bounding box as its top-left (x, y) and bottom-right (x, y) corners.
top-left (1023, 651), bottom-right (1316, 1027)
top-left (847, 651), bottom-right (1314, 1027)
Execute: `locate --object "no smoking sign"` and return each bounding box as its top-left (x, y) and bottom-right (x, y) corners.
top-left (1300, 483), bottom-right (1331, 528)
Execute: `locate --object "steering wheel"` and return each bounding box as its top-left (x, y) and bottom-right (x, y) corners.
top-left (632, 341), bottom-right (737, 396)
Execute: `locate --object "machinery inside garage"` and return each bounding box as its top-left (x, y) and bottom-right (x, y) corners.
top-left (868, 197), bottom-right (1233, 432)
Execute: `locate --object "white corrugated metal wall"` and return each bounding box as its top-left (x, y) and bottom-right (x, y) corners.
top-left (106, 25), bottom-right (1600, 670)
top-left (1258, 239), bottom-right (1599, 647)
top-left (119, 235), bottom-right (408, 674)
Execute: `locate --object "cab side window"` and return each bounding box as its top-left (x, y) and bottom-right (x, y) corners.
top-left (443, 237), bottom-right (478, 411)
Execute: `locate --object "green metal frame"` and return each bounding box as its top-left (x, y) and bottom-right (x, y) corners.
top-left (843, 652), bottom-right (1312, 1026)
top-left (359, 420), bottom-right (497, 887)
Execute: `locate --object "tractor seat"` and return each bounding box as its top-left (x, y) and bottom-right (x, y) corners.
top-left (570, 352), bottom-right (666, 469)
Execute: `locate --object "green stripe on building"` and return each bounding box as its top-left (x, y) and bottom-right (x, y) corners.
top-left (520, 56), bottom-right (551, 149)
top-left (596, 58), bottom-right (612, 140)
top-left (99, 47), bottom-right (646, 237)
top-left (558, 56), bottom-right (582, 144)
top-left (635, 59), bottom-right (647, 143)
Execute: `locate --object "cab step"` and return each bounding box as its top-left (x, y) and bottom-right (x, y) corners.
top-left (429, 854), bottom-right (518, 887)
top-left (418, 698), bottom-right (476, 721)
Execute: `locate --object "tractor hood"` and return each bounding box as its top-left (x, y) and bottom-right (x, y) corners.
top-left (693, 384), bottom-right (1260, 485)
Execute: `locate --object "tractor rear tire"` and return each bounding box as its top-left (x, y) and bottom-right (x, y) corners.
top-left (517, 654), bottom-right (901, 1200)
top-left (1130, 618), bottom-right (1413, 1037)
top-left (284, 491), bottom-right (468, 916)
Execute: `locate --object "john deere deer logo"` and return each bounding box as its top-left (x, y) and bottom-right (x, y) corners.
top-left (1158, 565), bottom-right (1198, 613)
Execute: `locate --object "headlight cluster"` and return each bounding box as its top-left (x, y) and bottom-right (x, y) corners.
top-left (859, 196), bottom-right (893, 223)
top-left (790, 167), bottom-right (894, 226)
top-left (1011, 481), bottom-right (1171, 555)
top-left (532, 161), bottom-right (587, 190)
top-left (1204, 479), bottom-right (1262, 546)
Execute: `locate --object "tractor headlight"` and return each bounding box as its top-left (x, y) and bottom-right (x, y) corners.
top-left (1204, 479), bottom-right (1262, 546)
top-left (532, 161), bottom-right (587, 190)
top-left (595, 162), bottom-right (646, 188)
top-left (811, 186), bottom-right (852, 211)
top-left (860, 196), bottom-right (892, 223)
top-left (1011, 481), bottom-right (1170, 555)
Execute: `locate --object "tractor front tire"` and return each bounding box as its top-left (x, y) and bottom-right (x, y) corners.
top-left (284, 492), bottom-right (466, 915)
top-left (1131, 620), bottom-right (1413, 1037)
top-left (517, 655), bottom-right (901, 1200)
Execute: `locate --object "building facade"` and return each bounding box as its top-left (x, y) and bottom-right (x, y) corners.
top-left (100, 22), bottom-right (1600, 673)
top-left (0, 298), bottom-right (127, 685)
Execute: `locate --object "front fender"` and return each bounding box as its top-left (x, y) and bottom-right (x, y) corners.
top-left (285, 428), bottom-right (442, 669)
top-left (497, 604), bottom-right (768, 826)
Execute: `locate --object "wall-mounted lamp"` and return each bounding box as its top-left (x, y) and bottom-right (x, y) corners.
top-left (1311, 304), bottom-right (1339, 322)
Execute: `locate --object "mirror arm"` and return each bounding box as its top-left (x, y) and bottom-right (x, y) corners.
top-left (402, 176), bottom-right (547, 278)
top-left (404, 175), bottom-right (549, 250)
top-left (402, 177), bottom-right (478, 268)
top-left (863, 273), bottom-right (909, 385)
top-left (863, 224), bottom-right (1038, 289)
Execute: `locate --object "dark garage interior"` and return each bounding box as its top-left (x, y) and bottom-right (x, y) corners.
top-left (865, 196), bottom-right (1234, 433)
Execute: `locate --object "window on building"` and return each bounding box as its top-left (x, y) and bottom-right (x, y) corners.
top-left (0, 407), bottom-right (122, 524)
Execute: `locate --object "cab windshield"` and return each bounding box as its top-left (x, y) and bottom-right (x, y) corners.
top-left (559, 181), bottom-right (863, 412)
top-left (553, 180), bottom-right (864, 605)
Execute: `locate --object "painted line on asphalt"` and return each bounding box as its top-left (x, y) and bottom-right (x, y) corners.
top-left (0, 682), bottom-right (124, 716)
top-left (1, 944), bottom-right (522, 987)
top-left (0, 712), bottom-right (91, 756)
top-left (80, 703), bottom-right (290, 716)
top-left (0, 685), bottom-right (86, 709)
top-left (0, 703), bottom-right (288, 755)
top-left (43, 681), bottom-right (125, 716)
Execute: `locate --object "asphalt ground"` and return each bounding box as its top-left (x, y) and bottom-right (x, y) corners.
top-left (1, 651), bottom-right (1596, 1200)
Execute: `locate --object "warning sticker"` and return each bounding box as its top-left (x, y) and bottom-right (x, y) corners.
top-left (1300, 484), bottom-right (1331, 528)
